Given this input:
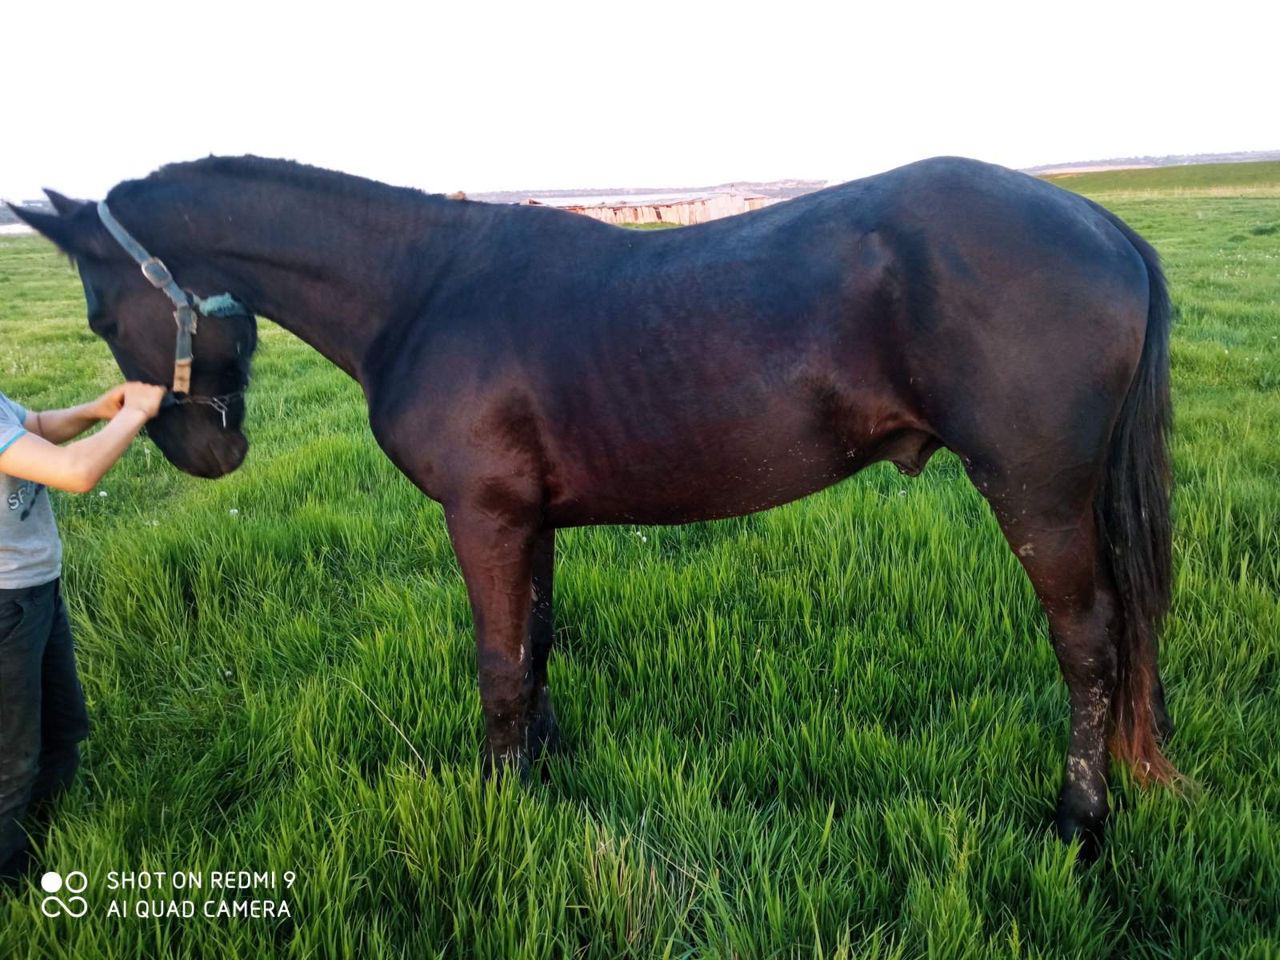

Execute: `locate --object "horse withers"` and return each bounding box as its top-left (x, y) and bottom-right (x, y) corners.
top-left (9, 154), bottom-right (1176, 859)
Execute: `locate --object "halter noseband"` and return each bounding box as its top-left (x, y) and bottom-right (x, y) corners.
top-left (96, 200), bottom-right (249, 409)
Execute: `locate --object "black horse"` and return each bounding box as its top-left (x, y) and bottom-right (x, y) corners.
top-left (9, 155), bottom-right (1176, 858)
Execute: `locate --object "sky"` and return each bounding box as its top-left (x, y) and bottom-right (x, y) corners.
top-left (2, 0), bottom-right (1275, 201)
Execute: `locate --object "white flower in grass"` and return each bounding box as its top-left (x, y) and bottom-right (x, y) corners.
top-left (98, 490), bottom-right (108, 498)
top-left (229, 508), bottom-right (239, 516)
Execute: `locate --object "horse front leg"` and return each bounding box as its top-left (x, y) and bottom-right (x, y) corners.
top-left (445, 504), bottom-right (541, 780)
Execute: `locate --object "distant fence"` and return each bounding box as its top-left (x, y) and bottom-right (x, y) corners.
top-left (527, 193), bottom-right (778, 226)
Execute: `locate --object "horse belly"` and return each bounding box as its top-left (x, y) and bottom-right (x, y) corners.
top-left (543, 399), bottom-right (928, 527)
top-left (546, 454), bottom-right (851, 527)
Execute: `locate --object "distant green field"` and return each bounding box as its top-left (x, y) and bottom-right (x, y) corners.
top-left (0, 163), bottom-right (1277, 958)
top-left (1044, 159), bottom-right (1280, 196)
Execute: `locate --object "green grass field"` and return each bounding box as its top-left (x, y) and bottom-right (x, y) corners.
top-left (1043, 159), bottom-right (1280, 198)
top-left (0, 164), bottom-right (1278, 958)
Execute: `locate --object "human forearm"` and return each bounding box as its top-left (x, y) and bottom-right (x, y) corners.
top-left (0, 382), bottom-right (165, 493)
top-left (25, 385), bottom-right (126, 443)
top-left (60, 408), bottom-right (152, 491)
top-left (0, 408), bottom-right (150, 494)
top-left (28, 402), bottom-right (101, 444)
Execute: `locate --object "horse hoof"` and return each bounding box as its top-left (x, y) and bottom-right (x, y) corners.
top-left (528, 689), bottom-right (565, 761)
top-left (529, 711), bottom-right (562, 761)
top-left (1055, 809), bottom-right (1106, 864)
top-left (481, 746), bottom-right (530, 785)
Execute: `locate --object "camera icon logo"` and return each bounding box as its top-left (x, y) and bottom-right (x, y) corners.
top-left (39, 871), bottom-right (89, 918)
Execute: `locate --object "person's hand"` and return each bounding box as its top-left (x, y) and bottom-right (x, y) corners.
top-left (120, 382), bottom-right (167, 420)
top-left (89, 384), bottom-right (127, 421)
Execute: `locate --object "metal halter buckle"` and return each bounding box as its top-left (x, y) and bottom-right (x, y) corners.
top-left (140, 257), bottom-right (174, 289)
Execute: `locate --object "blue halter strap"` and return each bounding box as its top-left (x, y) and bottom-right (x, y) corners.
top-left (96, 200), bottom-right (249, 395)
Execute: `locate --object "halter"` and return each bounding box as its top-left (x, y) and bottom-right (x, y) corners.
top-left (96, 200), bottom-right (249, 420)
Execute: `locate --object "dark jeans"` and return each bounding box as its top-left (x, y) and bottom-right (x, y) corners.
top-left (0, 578), bottom-right (89, 869)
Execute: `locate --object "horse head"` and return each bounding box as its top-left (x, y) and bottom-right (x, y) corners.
top-left (7, 190), bottom-right (257, 479)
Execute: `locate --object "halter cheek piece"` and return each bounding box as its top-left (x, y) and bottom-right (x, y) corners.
top-left (96, 201), bottom-right (249, 425)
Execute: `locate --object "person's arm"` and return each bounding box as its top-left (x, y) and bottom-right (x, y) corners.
top-left (24, 385), bottom-right (127, 444)
top-left (0, 383), bottom-right (166, 494)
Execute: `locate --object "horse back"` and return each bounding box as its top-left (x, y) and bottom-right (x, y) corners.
top-left (367, 158), bottom-right (1149, 525)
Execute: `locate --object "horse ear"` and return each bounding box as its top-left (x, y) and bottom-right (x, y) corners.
top-left (5, 200), bottom-right (109, 258)
top-left (5, 202), bottom-right (79, 253)
top-left (43, 189), bottom-right (86, 217)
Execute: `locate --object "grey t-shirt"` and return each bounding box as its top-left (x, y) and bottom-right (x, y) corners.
top-left (0, 392), bottom-right (62, 588)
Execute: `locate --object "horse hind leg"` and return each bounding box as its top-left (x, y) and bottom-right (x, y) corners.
top-left (1150, 643), bottom-right (1174, 743)
top-left (969, 464), bottom-right (1122, 860)
top-left (526, 527), bottom-right (562, 762)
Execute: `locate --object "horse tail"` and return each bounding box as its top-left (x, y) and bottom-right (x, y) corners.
top-left (1094, 213), bottom-right (1178, 784)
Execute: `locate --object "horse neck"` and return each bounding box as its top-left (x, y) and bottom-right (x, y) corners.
top-left (125, 175), bottom-right (463, 381)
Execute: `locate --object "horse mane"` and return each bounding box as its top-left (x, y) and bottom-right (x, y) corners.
top-left (108, 155), bottom-right (446, 208)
